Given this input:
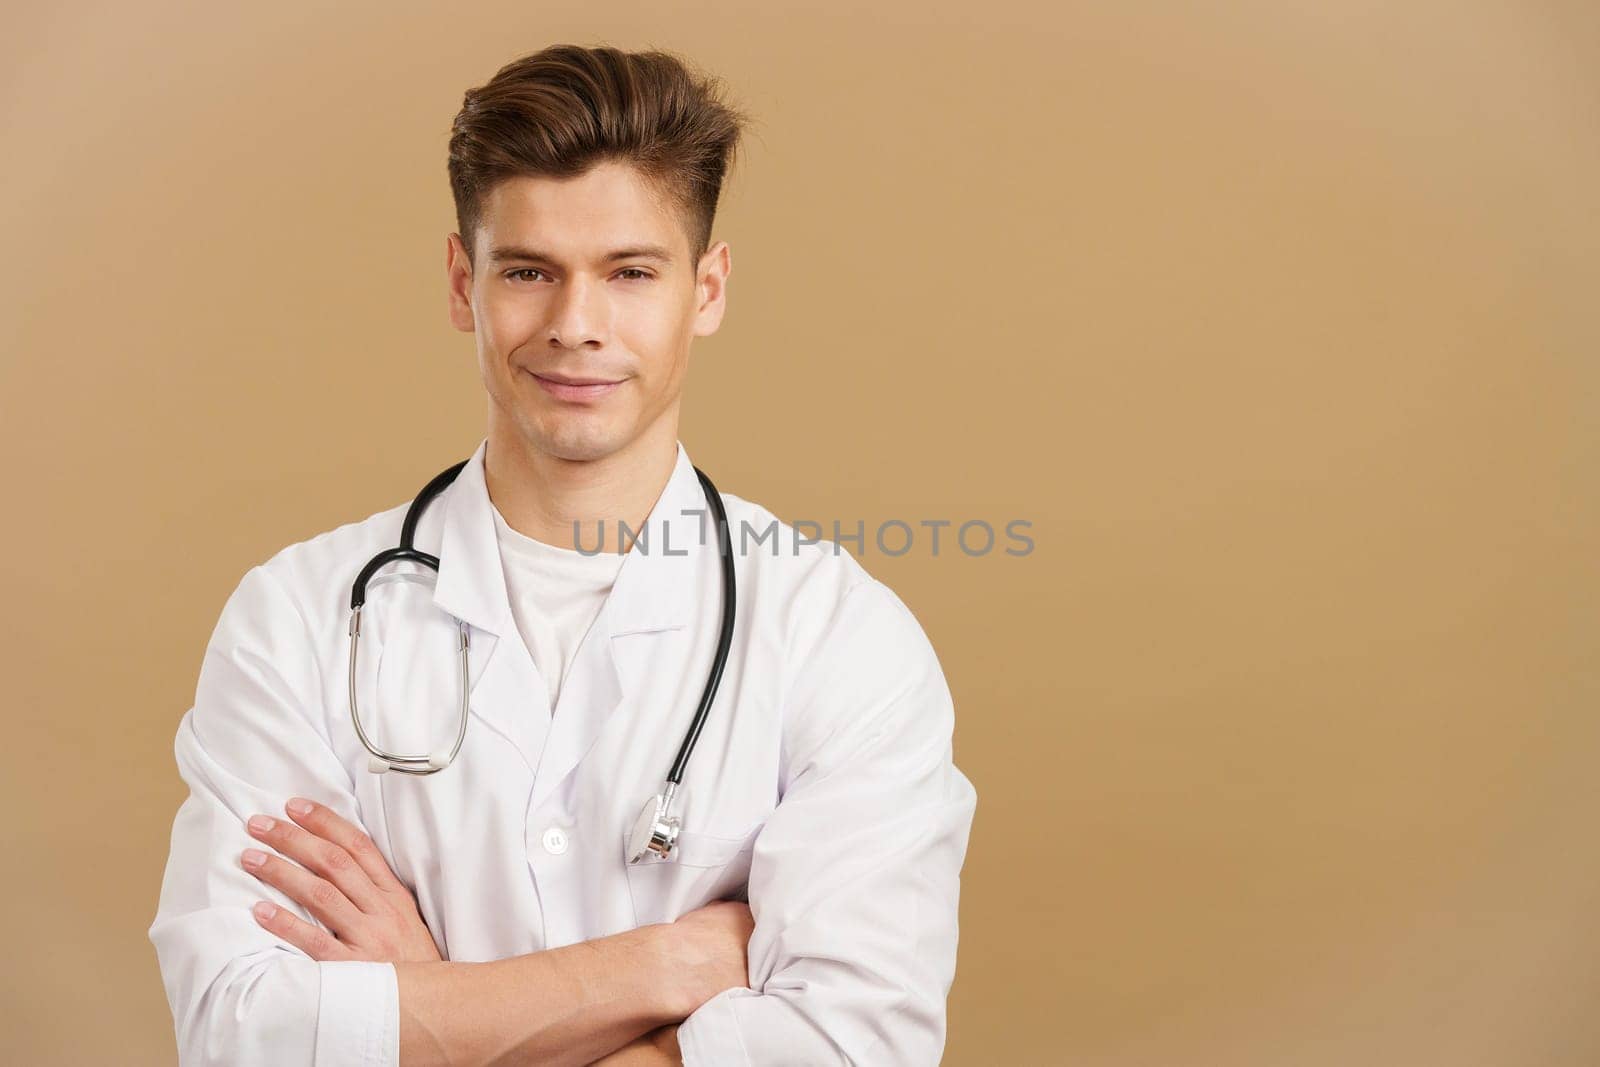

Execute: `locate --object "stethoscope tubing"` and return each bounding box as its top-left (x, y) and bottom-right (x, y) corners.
top-left (347, 456), bottom-right (736, 793)
top-left (666, 466), bottom-right (737, 786)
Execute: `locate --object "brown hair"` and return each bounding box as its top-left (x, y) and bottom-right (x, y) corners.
top-left (447, 44), bottom-right (750, 269)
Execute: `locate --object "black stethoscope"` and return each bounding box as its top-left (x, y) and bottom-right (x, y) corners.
top-left (346, 457), bottom-right (737, 865)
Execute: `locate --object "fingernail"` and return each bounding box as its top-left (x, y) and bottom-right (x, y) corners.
top-left (241, 848), bottom-right (266, 869)
top-left (252, 901), bottom-right (275, 921)
top-left (247, 815), bottom-right (275, 833)
top-left (286, 797), bottom-right (313, 817)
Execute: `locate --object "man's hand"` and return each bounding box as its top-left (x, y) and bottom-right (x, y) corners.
top-left (239, 795), bottom-right (442, 963)
top-left (587, 1023), bottom-right (682, 1065)
top-left (584, 901), bottom-right (752, 1065)
top-left (662, 899), bottom-right (755, 1017)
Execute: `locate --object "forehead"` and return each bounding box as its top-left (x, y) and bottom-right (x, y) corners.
top-left (477, 161), bottom-right (686, 261)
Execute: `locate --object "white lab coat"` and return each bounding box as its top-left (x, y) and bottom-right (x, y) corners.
top-left (149, 438), bottom-right (977, 1066)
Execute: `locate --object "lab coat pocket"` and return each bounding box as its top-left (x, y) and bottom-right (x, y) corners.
top-left (624, 823), bottom-right (761, 927)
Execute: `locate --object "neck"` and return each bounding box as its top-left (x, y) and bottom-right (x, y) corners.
top-left (482, 416), bottom-right (681, 554)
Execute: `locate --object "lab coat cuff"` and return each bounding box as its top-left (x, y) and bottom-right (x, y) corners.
top-left (676, 986), bottom-right (755, 1066)
top-left (315, 960), bottom-right (399, 1066)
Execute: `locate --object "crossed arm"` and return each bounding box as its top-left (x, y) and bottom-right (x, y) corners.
top-left (238, 795), bottom-right (750, 1066)
top-left (152, 566), bottom-right (973, 1065)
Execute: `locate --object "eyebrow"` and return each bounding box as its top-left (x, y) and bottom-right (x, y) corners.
top-left (487, 243), bottom-right (675, 266)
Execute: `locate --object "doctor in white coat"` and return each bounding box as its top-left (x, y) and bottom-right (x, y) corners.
top-left (149, 44), bottom-right (977, 1067)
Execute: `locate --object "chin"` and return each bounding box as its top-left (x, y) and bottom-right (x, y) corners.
top-left (528, 418), bottom-right (630, 463)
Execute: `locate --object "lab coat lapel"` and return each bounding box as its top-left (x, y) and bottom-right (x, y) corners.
top-left (526, 442), bottom-right (704, 813)
top-left (428, 439), bottom-right (549, 773)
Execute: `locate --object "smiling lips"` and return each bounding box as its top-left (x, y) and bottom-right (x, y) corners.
top-left (529, 370), bottom-right (624, 402)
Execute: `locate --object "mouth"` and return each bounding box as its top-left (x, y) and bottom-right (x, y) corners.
top-left (527, 370), bottom-right (626, 403)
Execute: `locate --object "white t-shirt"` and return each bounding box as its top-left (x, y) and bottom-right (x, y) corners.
top-left (489, 502), bottom-right (628, 714)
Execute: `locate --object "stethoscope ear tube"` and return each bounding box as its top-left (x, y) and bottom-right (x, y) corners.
top-left (348, 603), bottom-right (471, 776)
top-left (347, 459), bottom-right (472, 775)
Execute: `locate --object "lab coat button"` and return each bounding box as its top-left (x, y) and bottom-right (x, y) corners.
top-left (541, 827), bottom-right (569, 855)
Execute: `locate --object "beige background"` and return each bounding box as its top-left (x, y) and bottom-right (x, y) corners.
top-left (3, 2), bottom-right (1598, 1063)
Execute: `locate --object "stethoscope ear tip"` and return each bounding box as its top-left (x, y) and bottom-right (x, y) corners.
top-left (367, 754), bottom-right (392, 775)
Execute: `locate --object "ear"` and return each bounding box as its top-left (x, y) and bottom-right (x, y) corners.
top-left (446, 232), bottom-right (475, 333)
top-left (691, 240), bottom-right (731, 337)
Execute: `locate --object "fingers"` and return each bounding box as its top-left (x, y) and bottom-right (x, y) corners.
top-left (240, 841), bottom-right (365, 937)
top-left (282, 797), bottom-right (408, 896)
top-left (249, 899), bottom-right (352, 962)
top-left (244, 805), bottom-right (387, 914)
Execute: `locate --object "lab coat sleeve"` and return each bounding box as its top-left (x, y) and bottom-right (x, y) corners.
top-left (676, 577), bottom-right (978, 1066)
top-left (148, 563), bottom-right (400, 1066)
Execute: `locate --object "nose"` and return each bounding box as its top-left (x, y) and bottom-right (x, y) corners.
top-left (546, 274), bottom-right (606, 349)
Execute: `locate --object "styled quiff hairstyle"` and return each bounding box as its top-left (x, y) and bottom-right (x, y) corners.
top-left (447, 44), bottom-right (749, 269)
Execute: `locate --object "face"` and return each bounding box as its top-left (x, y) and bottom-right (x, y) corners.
top-left (446, 160), bottom-right (730, 464)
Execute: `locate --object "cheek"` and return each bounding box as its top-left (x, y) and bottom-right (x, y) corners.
top-left (617, 307), bottom-right (693, 372)
top-left (477, 296), bottom-right (534, 353)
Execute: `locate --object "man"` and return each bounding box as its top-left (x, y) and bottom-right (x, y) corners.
top-left (150, 43), bottom-right (977, 1066)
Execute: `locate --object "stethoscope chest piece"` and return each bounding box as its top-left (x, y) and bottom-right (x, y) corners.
top-left (627, 784), bottom-right (682, 864)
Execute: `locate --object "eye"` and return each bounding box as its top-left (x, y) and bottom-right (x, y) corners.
top-left (506, 268), bottom-right (546, 283)
top-left (616, 268), bottom-right (653, 281)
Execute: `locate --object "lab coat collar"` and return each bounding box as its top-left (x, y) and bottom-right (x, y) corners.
top-left (428, 437), bottom-right (708, 797)
top-left (430, 436), bottom-right (704, 640)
